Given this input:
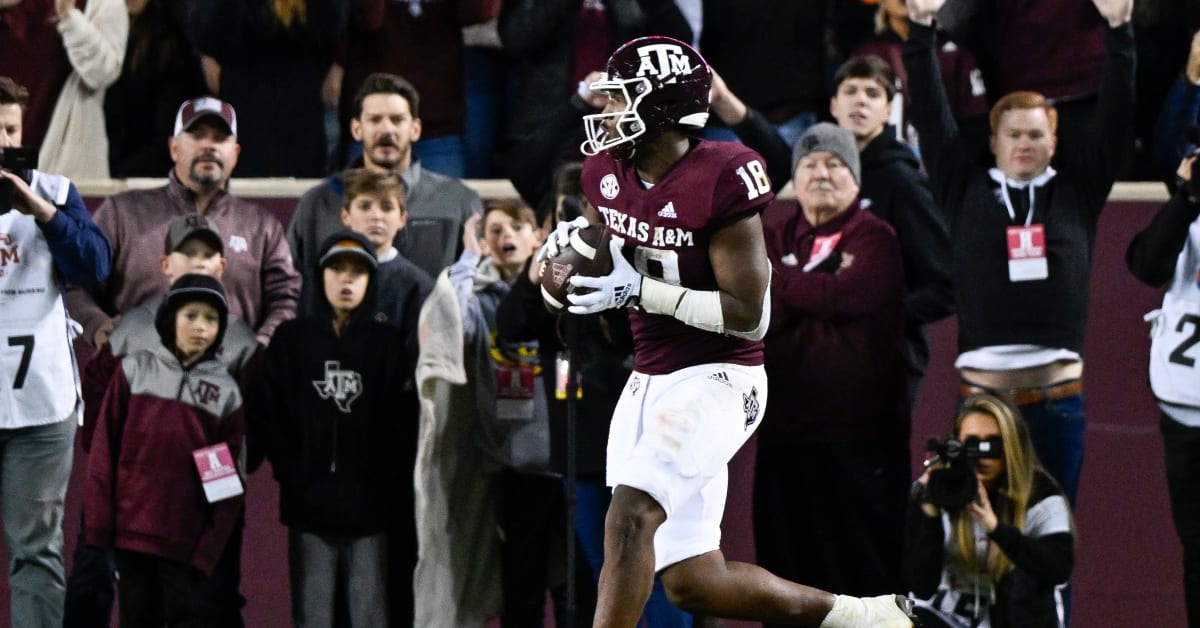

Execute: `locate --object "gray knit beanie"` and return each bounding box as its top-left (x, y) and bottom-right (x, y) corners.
top-left (791, 122), bottom-right (861, 185)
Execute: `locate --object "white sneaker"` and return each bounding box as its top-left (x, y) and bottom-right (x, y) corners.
top-left (819, 594), bottom-right (916, 628)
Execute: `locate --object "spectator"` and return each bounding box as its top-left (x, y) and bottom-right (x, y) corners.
top-left (192, 0), bottom-right (342, 177)
top-left (288, 73), bottom-right (482, 280)
top-left (903, 0), bottom-right (1135, 506)
top-left (67, 213), bottom-right (260, 628)
top-left (66, 96), bottom-right (301, 349)
top-left (446, 202), bottom-right (572, 625)
top-left (904, 394), bottom-right (1074, 627)
top-left (335, 168), bottom-right (432, 373)
top-left (334, 168), bottom-right (431, 625)
top-left (83, 274), bottom-right (246, 628)
top-left (253, 231), bottom-right (417, 628)
top-left (331, 0), bottom-right (500, 178)
top-left (852, 0), bottom-right (988, 150)
top-left (710, 57), bottom-right (954, 402)
top-left (105, 0), bottom-right (205, 178)
top-left (36, 0), bottom-right (127, 179)
top-left (410, 231), bottom-right (503, 628)
top-left (1127, 148), bottom-right (1200, 627)
top-left (757, 123), bottom-right (910, 603)
top-left (0, 74), bottom-right (111, 628)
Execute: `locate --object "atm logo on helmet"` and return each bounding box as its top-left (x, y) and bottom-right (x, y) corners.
top-left (634, 43), bottom-right (692, 81)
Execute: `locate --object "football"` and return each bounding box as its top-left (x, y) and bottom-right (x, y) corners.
top-left (539, 224), bottom-right (614, 312)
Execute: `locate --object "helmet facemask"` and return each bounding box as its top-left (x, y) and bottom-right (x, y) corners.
top-left (578, 36), bottom-right (713, 162)
top-left (581, 75), bottom-right (654, 160)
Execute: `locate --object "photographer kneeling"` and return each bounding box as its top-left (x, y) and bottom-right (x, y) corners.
top-left (905, 394), bottom-right (1075, 628)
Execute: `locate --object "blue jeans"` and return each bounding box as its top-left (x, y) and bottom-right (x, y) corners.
top-left (0, 417), bottom-right (75, 628)
top-left (415, 135), bottom-right (466, 179)
top-left (575, 481), bottom-right (692, 628)
top-left (1018, 392), bottom-right (1085, 506)
top-left (1017, 393), bottom-right (1084, 627)
top-left (463, 47), bottom-right (516, 179)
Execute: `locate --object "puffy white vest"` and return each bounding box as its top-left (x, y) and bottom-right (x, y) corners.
top-left (0, 172), bottom-right (81, 427)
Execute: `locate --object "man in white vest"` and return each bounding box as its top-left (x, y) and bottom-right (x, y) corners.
top-left (0, 76), bottom-right (112, 628)
top-left (1127, 102), bottom-right (1200, 625)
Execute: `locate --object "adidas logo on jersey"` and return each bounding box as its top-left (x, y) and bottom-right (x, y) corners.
top-left (657, 202), bottom-right (677, 219)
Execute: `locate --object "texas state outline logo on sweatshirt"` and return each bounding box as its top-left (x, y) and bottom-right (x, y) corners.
top-left (313, 360), bottom-right (362, 413)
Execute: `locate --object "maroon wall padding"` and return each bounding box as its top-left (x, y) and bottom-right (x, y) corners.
top-left (0, 196), bottom-right (1180, 627)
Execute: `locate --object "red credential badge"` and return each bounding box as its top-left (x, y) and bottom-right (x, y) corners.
top-left (193, 443), bottom-right (243, 503)
top-left (1007, 224), bottom-right (1048, 282)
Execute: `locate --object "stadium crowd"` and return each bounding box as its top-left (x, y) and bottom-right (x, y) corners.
top-left (1, 0), bottom-right (1200, 626)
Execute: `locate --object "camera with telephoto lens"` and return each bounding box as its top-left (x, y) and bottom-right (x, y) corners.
top-left (922, 434), bottom-right (1004, 510)
top-left (0, 147), bottom-right (37, 214)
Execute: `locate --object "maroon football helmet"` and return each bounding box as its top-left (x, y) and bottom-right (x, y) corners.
top-left (581, 36), bottom-right (712, 160)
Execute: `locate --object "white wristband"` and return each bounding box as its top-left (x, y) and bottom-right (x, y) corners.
top-left (640, 277), bottom-right (725, 334)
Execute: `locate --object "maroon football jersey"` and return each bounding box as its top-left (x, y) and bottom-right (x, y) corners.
top-left (581, 139), bottom-right (774, 375)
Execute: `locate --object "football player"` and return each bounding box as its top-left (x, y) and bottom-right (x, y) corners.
top-left (537, 37), bottom-right (916, 627)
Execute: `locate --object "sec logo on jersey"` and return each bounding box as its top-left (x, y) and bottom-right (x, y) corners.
top-left (600, 174), bottom-right (620, 200)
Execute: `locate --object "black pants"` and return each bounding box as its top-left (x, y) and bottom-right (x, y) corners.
top-left (66, 513), bottom-right (246, 628)
top-left (1162, 414), bottom-right (1200, 627)
top-left (63, 514), bottom-right (115, 628)
top-left (114, 545), bottom-right (242, 628)
top-left (753, 437), bottom-right (910, 628)
top-left (496, 469), bottom-right (596, 628)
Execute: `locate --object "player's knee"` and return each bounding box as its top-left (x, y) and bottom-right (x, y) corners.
top-left (606, 489), bottom-right (666, 548)
top-left (660, 568), bottom-right (711, 613)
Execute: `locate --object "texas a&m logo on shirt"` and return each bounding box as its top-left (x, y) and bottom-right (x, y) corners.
top-left (0, 233), bottom-right (18, 276)
top-left (193, 380), bottom-right (222, 405)
top-left (313, 360), bottom-right (362, 413)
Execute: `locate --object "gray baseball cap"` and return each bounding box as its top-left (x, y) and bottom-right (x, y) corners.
top-left (164, 214), bottom-right (223, 255)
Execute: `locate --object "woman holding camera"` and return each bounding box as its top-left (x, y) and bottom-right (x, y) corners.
top-left (905, 394), bottom-right (1075, 627)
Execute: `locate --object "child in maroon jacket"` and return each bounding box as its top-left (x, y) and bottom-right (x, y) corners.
top-left (84, 274), bottom-right (246, 626)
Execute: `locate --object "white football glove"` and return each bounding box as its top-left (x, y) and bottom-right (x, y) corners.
top-left (567, 238), bottom-right (642, 314)
top-left (535, 216), bottom-right (590, 264)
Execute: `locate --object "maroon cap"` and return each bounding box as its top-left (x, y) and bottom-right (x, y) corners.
top-left (173, 97), bottom-right (237, 137)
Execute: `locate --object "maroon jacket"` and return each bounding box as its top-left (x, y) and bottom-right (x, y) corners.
top-left (84, 343), bottom-right (245, 576)
top-left (66, 172), bottom-right (300, 346)
top-left (761, 201), bottom-right (909, 444)
top-left (0, 0), bottom-right (73, 149)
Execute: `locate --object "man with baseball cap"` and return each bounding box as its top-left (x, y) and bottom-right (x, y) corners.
top-left (174, 97), bottom-right (238, 138)
top-left (66, 97), bottom-right (299, 352)
top-left (755, 122), bottom-right (912, 603)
